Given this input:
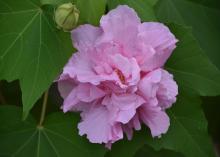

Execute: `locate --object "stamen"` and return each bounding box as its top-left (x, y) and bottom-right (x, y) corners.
top-left (115, 69), bottom-right (126, 84)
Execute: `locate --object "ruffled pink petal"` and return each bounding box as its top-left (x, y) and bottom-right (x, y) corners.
top-left (102, 94), bottom-right (145, 124)
top-left (111, 93), bottom-right (145, 110)
top-left (78, 105), bottom-right (123, 144)
top-left (139, 103), bottom-right (170, 137)
top-left (128, 58), bottom-right (141, 86)
top-left (157, 70), bottom-right (178, 109)
top-left (62, 83), bottom-right (105, 112)
top-left (109, 54), bottom-right (141, 86)
top-left (67, 53), bottom-right (104, 85)
top-left (105, 123), bottom-right (123, 149)
top-left (71, 24), bottom-right (102, 51)
top-left (63, 88), bottom-right (80, 113)
top-left (138, 69), bottom-right (178, 109)
top-left (123, 114), bottom-right (141, 140)
top-left (99, 5), bottom-right (140, 56)
top-left (58, 79), bottom-right (76, 99)
top-left (129, 113), bottom-right (141, 130)
top-left (137, 22), bottom-right (177, 71)
top-left (110, 54), bottom-right (132, 77)
top-left (138, 69), bottom-right (162, 99)
top-left (76, 83), bottom-right (105, 102)
top-left (60, 53), bottom-right (78, 79)
top-left (122, 125), bottom-right (133, 140)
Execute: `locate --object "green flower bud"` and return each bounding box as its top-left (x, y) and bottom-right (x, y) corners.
top-left (55, 3), bottom-right (79, 31)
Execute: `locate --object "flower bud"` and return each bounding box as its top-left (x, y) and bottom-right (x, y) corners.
top-left (55, 3), bottom-right (79, 31)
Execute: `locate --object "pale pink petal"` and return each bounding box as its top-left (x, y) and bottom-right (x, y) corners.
top-left (109, 54), bottom-right (141, 85)
top-left (137, 22), bottom-right (178, 71)
top-left (111, 93), bottom-right (145, 110)
top-left (157, 70), bottom-right (178, 109)
top-left (105, 123), bottom-right (123, 148)
top-left (123, 114), bottom-right (141, 140)
top-left (100, 81), bottom-right (127, 94)
top-left (78, 106), bottom-right (123, 143)
top-left (139, 103), bottom-right (170, 137)
top-left (138, 69), bottom-right (162, 99)
top-left (110, 54), bottom-right (131, 77)
top-left (62, 83), bottom-right (105, 112)
top-left (110, 94), bottom-right (145, 123)
top-left (111, 123), bottom-right (123, 142)
top-left (99, 5), bottom-right (140, 56)
top-left (107, 54), bottom-right (141, 87)
top-left (58, 80), bottom-right (76, 99)
top-left (128, 58), bottom-right (141, 86)
top-left (60, 53), bottom-right (78, 79)
top-left (71, 102), bottom-right (91, 113)
top-left (129, 113), bottom-right (141, 130)
top-left (116, 110), bottom-right (137, 124)
top-left (67, 53), bottom-right (103, 85)
top-left (76, 83), bottom-right (105, 102)
top-left (63, 88), bottom-right (80, 113)
top-left (71, 24), bottom-right (102, 51)
top-left (122, 125), bottom-right (133, 140)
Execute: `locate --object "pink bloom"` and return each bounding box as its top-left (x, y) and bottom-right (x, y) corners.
top-left (58, 5), bottom-right (178, 147)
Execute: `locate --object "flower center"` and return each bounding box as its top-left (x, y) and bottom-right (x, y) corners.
top-left (115, 69), bottom-right (126, 84)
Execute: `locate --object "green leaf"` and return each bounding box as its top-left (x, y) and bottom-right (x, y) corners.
top-left (145, 0), bottom-right (158, 6)
top-left (165, 24), bottom-right (220, 96)
top-left (155, 0), bottom-right (220, 69)
top-left (186, 0), bottom-right (220, 10)
top-left (135, 145), bottom-right (185, 157)
top-left (0, 0), bottom-right (73, 118)
top-left (40, 0), bottom-right (75, 5)
top-left (107, 0), bottom-right (157, 21)
top-left (202, 96), bottom-right (220, 141)
top-left (0, 105), bottom-right (107, 157)
top-left (146, 91), bottom-right (216, 157)
top-left (76, 0), bottom-right (106, 26)
top-left (104, 129), bottom-right (148, 157)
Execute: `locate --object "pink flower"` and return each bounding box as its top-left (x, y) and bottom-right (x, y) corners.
top-left (58, 5), bottom-right (178, 147)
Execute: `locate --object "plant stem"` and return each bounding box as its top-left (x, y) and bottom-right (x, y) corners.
top-left (38, 90), bottom-right (49, 126)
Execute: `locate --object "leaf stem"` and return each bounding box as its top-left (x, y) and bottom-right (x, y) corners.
top-left (38, 90), bottom-right (49, 126)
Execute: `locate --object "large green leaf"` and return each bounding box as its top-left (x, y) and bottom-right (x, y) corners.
top-left (0, 105), bottom-right (107, 157)
top-left (108, 139), bottom-right (185, 157)
top-left (76, 0), bottom-right (106, 26)
top-left (104, 128), bottom-right (183, 157)
top-left (40, 0), bottom-right (74, 5)
top-left (0, 0), bottom-right (73, 118)
top-left (155, 0), bottom-right (220, 69)
top-left (187, 0), bottom-right (220, 9)
top-left (107, 0), bottom-right (157, 21)
top-left (165, 24), bottom-right (220, 96)
top-left (104, 129), bottom-right (148, 157)
top-left (135, 145), bottom-right (185, 157)
top-left (146, 91), bottom-right (216, 157)
top-left (202, 96), bottom-right (220, 141)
